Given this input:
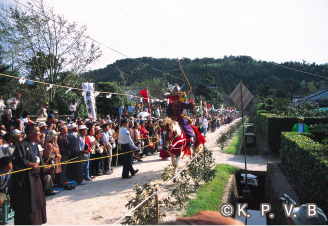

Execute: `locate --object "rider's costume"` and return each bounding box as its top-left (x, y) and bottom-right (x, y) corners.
top-left (166, 97), bottom-right (195, 140)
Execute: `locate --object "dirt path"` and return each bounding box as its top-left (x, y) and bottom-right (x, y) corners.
top-left (45, 119), bottom-right (279, 225)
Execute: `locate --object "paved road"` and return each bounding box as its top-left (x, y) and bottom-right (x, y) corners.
top-left (205, 119), bottom-right (280, 171)
top-left (44, 118), bottom-right (279, 225)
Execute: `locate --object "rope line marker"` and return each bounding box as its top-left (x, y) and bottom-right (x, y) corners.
top-left (0, 140), bottom-right (160, 177)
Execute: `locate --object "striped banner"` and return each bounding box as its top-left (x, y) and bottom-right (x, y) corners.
top-left (229, 82), bottom-right (253, 110)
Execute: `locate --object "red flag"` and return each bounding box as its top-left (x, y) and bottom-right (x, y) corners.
top-left (139, 89), bottom-right (149, 103)
top-left (140, 89), bottom-right (151, 114)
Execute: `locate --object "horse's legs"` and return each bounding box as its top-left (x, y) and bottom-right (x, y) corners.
top-left (170, 154), bottom-right (180, 174)
top-left (170, 156), bottom-right (177, 173)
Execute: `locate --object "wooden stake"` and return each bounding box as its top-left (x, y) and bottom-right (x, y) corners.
top-left (203, 144), bottom-right (206, 180)
top-left (154, 184), bottom-right (160, 224)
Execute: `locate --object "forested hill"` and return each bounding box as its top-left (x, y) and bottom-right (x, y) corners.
top-left (84, 56), bottom-right (328, 99)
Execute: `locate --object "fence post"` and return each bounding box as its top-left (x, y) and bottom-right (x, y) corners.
top-left (203, 144), bottom-right (206, 180)
top-left (154, 184), bottom-right (160, 224)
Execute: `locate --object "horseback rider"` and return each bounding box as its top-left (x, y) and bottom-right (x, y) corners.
top-left (165, 89), bottom-right (195, 148)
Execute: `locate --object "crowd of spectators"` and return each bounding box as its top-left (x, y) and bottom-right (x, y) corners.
top-left (0, 92), bottom-right (239, 204)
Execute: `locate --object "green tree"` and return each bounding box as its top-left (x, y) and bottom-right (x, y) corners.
top-left (96, 82), bottom-right (127, 118)
top-left (0, 0), bottom-right (101, 107)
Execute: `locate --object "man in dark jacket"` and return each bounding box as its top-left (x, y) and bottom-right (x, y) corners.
top-left (57, 125), bottom-right (74, 189)
top-left (10, 124), bottom-right (47, 225)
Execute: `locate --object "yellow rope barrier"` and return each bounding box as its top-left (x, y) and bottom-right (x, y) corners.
top-left (0, 140), bottom-right (160, 177)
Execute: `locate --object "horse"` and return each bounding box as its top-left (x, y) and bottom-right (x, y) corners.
top-left (160, 117), bottom-right (206, 173)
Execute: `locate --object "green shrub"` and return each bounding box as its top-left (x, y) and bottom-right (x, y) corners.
top-left (123, 183), bottom-right (173, 225)
top-left (266, 97), bottom-right (274, 105)
top-left (280, 132), bottom-right (328, 214)
top-left (257, 103), bottom-right (266, 111)
top-left (257, 113), bottom-right (328, 153)
top-left (265, 104), bottom-right (274, 112)
top-left (185, 164), bottom-right (239, 216)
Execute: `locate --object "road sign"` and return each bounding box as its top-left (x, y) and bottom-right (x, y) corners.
top-left (229, 81), bottom-right (253, 110)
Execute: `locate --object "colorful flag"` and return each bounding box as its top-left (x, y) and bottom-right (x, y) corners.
top-left (139, 89), bottom-right (149, 103)
top-left (139, 89), bottom-right (150, 114)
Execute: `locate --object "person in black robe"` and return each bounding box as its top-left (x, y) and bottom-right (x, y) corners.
top-left (10, 124), bottom-right (47, 225)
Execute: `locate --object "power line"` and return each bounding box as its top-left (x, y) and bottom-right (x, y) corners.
top-left (267, 61), bottom-right (328, 80)
top-left (201, 0), bottom-right (294, 60)
top-left (0, 72), bottom-right (167, 102)
top-left (11, 0), bottom-right (183, 81)
top-left (200, 0), bottom-right (328, 80)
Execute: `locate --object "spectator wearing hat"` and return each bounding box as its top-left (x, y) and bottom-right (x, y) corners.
top-left (100, 120), bottom-right (113, 175)
top-left (3, 132), bottom-right (24, 158)
top-left (38, 122), bottom-right (48, 146)
top-left (47, 114), bottom-right (58, 132)
top-left (67, 123), bottom-right (81, 183)
top-left (93, 126), bottom-right (104, 176)
top-left (119, 119), bottom-right (140, 179)
top-left (36, 102), bottom-right (49, 118)
top-left (292, 116), bottom-right (308, 133)
top-left (43, 130), bottom-right (62, 195)
top-left (73, 125), bottom-right (88, 185)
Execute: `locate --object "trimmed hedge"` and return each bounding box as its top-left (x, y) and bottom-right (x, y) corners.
top-left (280, 132), bottom-right (328, 214)
top-left (257, 113), bottom-right (328, 153)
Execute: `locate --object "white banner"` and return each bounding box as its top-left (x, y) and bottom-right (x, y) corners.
top-left (82, 82), bottom-right (97, 120)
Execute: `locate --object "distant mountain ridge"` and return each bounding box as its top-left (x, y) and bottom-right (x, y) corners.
top-left (84, 56), bottom-right (328, 98)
